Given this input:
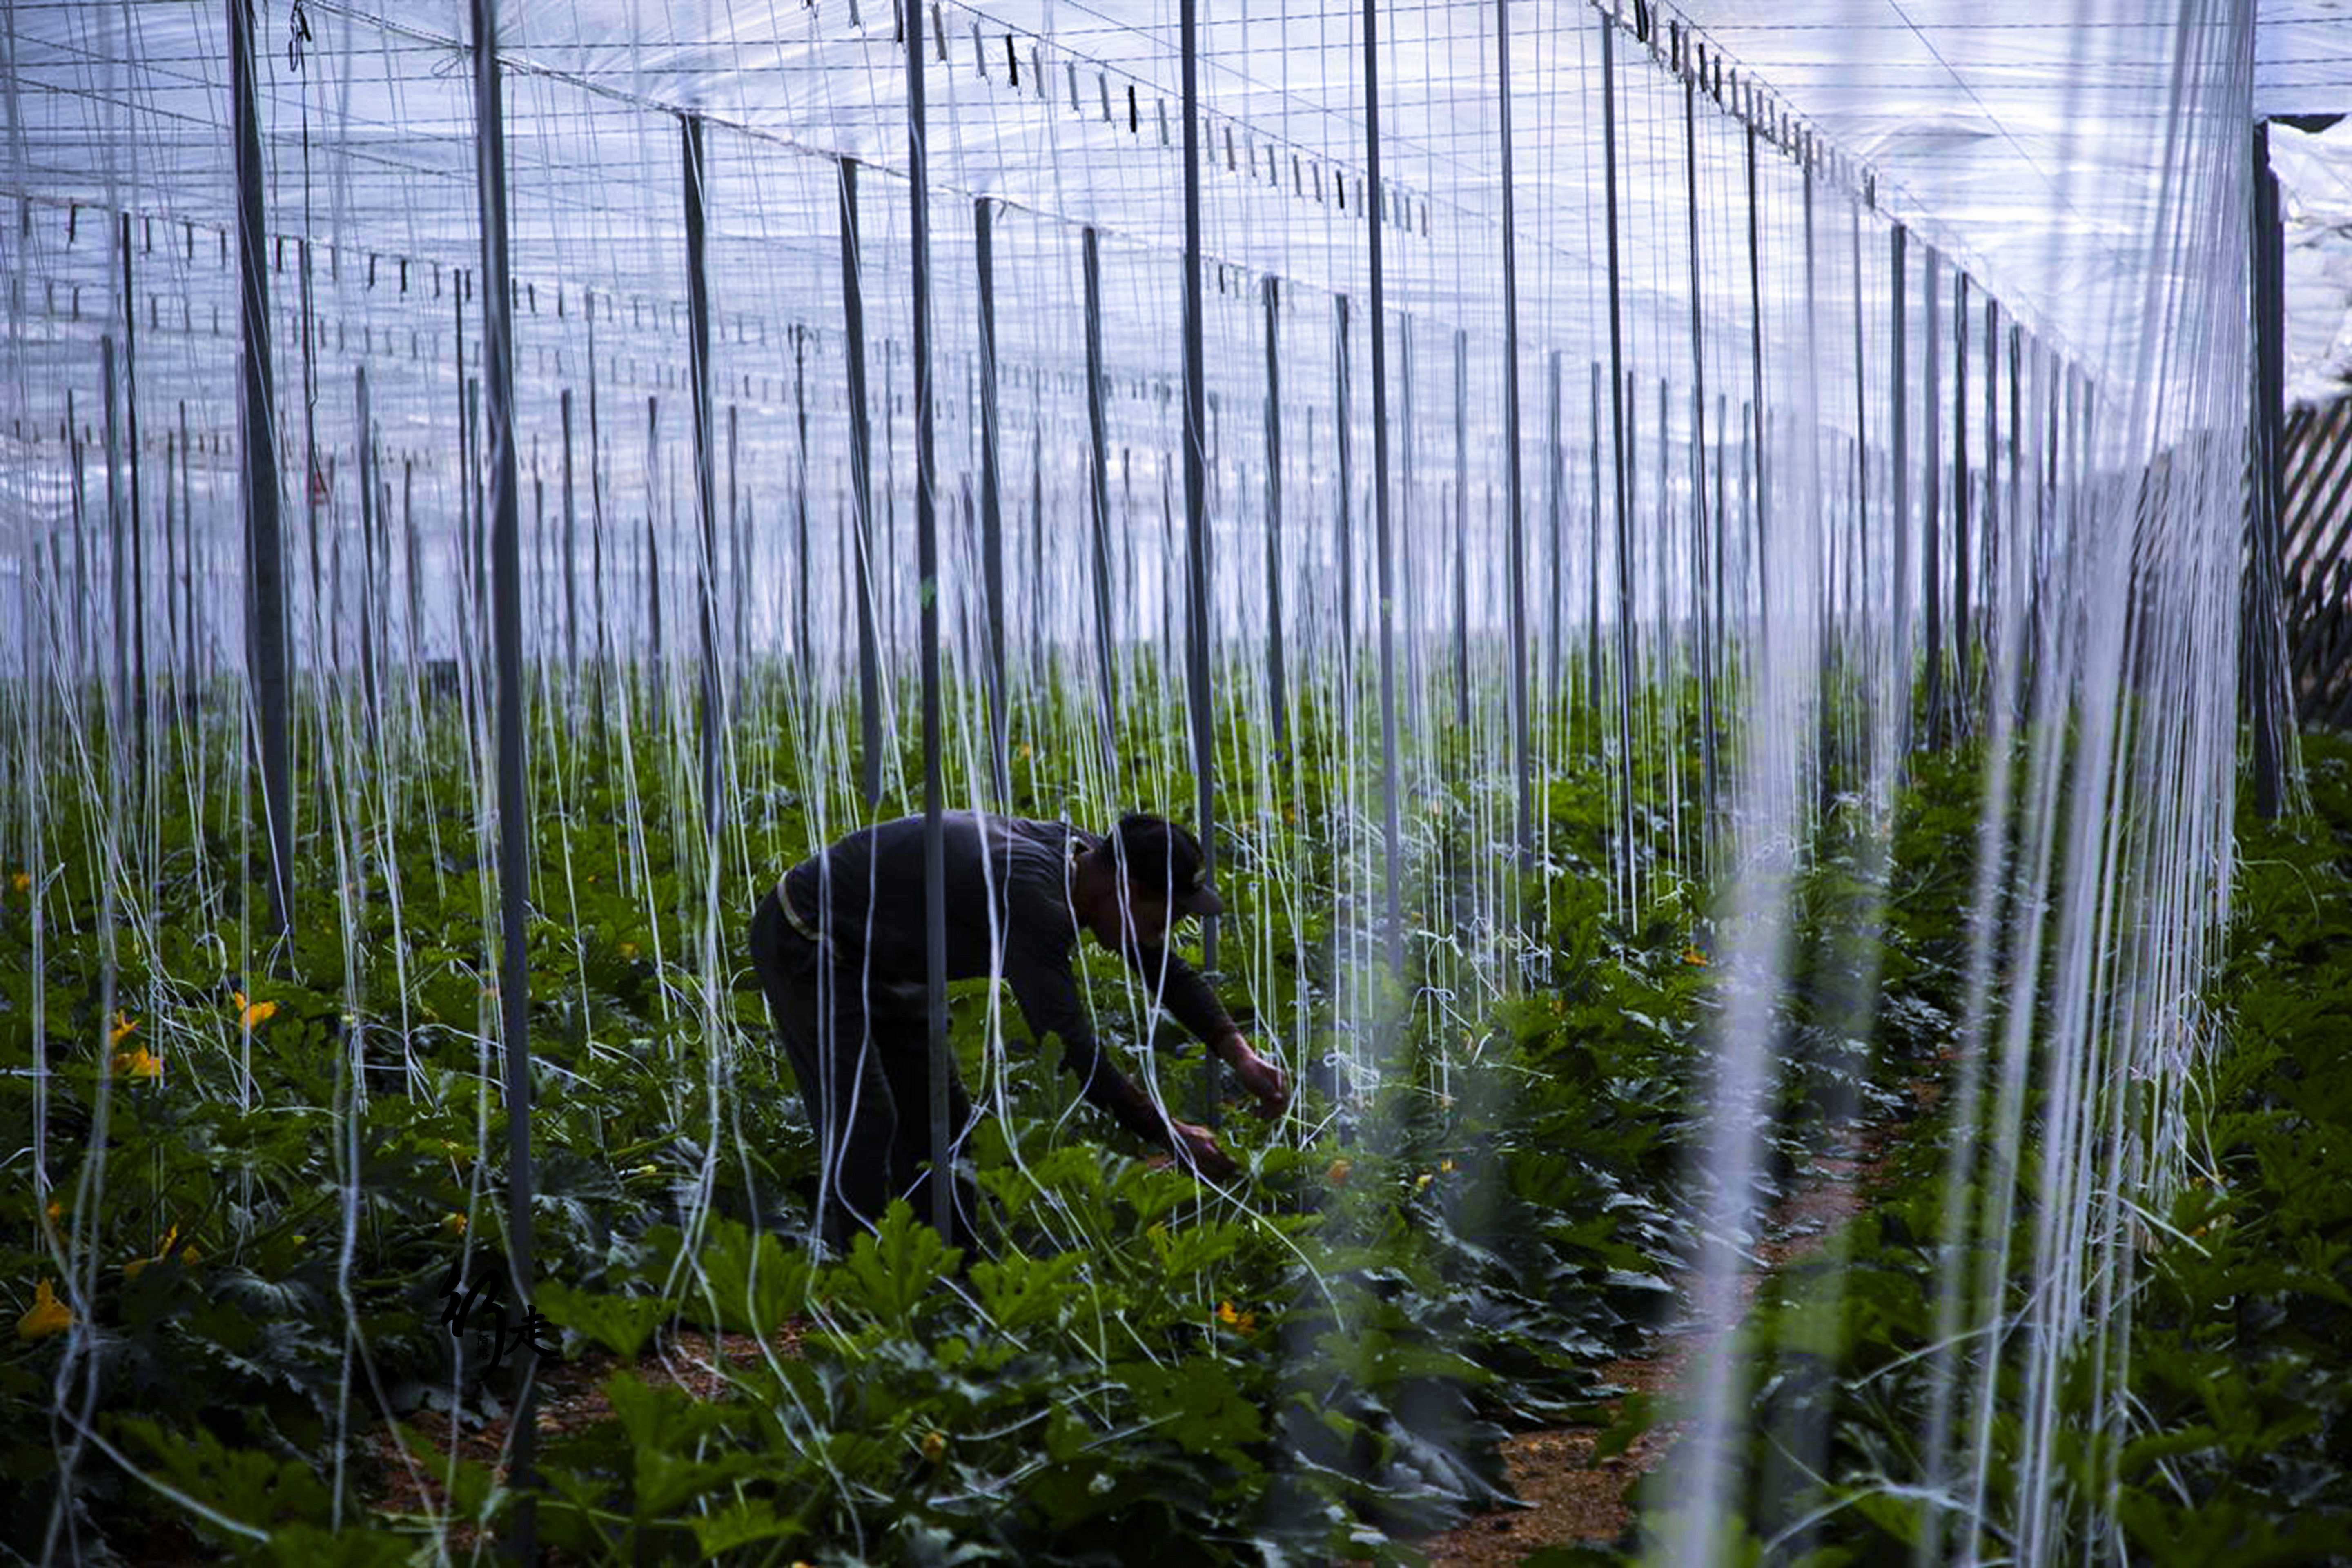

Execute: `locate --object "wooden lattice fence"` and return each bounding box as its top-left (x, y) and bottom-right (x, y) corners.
top-left (2286, 393), bottom-right (2352, 728)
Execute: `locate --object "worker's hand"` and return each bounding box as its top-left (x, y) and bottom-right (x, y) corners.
top-left (1168, 1119), bottom-right (1238, 1183)
top-left (1219, 1034), bottom-right (1290, 1119)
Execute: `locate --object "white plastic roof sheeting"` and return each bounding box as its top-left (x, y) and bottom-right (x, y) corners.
top-left (7, 2), bottom-right (2325, 393)
top-left (0, 1), bottom-right (2331, 671)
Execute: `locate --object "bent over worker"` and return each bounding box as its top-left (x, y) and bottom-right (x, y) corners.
top-left (748, 810), bottom-right (1290, 1253)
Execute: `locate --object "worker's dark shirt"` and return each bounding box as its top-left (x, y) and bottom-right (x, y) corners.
top-left (777, 813), bottom-right (1234, 1145)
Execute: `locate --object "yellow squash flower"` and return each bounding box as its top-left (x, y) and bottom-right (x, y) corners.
top-left (11, 871), bottom-right (28, 892)
top-left (233, 991), bottom-right (278, 1031)
top-left (114, 1045), bottom-right (163, 1080)
top-left (109, 1012), bottom-right (137, 1045)
top-left (16, 1278), bottom-right (72, 1341)
top-left (126, 1224), bottom-right (183, 1280)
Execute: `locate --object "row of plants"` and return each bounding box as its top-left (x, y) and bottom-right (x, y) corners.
top-left (1633, 729), bottom-right (2352, 1564)
top-left (4, 673), bottom-right (1961, 1564)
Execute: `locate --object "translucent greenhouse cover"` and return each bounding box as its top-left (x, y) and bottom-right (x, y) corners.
top-left (7, 1), bottom-right (2345, 394)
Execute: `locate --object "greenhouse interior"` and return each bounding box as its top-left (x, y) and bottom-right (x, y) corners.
top-left (6, 0), bottom-right (2352, 1561)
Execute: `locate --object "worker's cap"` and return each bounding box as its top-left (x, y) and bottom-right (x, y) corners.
top-left (1112, 813), bottom-right (1223, 918)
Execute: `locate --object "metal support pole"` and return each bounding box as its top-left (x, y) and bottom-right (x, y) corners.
top-left (561, 388), bottom-right (578, 680)
top-left (1362, 0), bottom-right (1405, 978)
top-left (1263, 277), bottom-right (1289, 751)
top-left (1547, 349), bottom-right (1564, 702)
top-left (1745, 125), bottom-right (1769, 641)
top-left (360, 367), bottom-right (380, 742)
top-left (1982, 294), bottom-right (1999, 715)
top-left (1029, 422), bottom-right (1045, 689)
top-left (794, 324), bottom-right (811, 684)
top-left (902, 0), bottom-right (953, 1245)
top-left (646, 396), bottom-right (665, 735)
top-left (1589, 363), bottom-right (1604, 710)
top-left (1497, 0), bottom-right (1532, 871)
top-left (1181, 0), bottom-right (1223, 1069)
top-left (1685, 75), bottom-right (1717, 833)
top-left (588, 292), bottom-right (610, 746)
top-left (1923, 250), bottom-right (1944, 749)
top-left (1082, 226), bottom-right (1120, 778)
top-left (1953, 272), bottom-right (1971, 721)
top-left (231, 0), bottom-right (293, 943)
top-left (684, 115), bottom-right (722, 847)
top-left (1453, 326), bottom-right (1470, 730)
top-left (468, 0), bottom-right (537, 1550)
top-left (731, 406), bottom-right (746, 676)
top-left (181, 401), bottom-right (198, 704)
top-left (1335, 294), bottom-right (1356, 677)
top-left (1601, 19), bottom-right (1637, 889)
top-left (118, 215), bottom-right (149, 781)
top-left (976, 199), bottom-right (1009, 807)
top-left (839, 160), bottom-right (883, 806)
top-left (1891, 226), bottom-right (1911, 752)
top-left (105, 338), bottom-right (125, 787)
top-left (2248, 122), bottom-right (2290, 815)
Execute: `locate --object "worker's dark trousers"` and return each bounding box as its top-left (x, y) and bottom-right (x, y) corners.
top-left (748, 887), bottom-right (978, 1257)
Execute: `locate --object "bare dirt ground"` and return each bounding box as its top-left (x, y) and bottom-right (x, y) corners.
top-left (1417, 1072), bottom-right (1941, 1566)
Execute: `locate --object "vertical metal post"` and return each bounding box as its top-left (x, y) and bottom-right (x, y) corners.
top-left (588, 292), bottom-right (610, 746)
top-left (1891, 226), bottom-right (1910, 750)
top-left (1400, 321), bottom-right (1423, 735)
top-left (1982, 294), bottom-right (1998, 711)
top-left (2248, 122), bottom-right (2289, 815)
top-left (646, 396), bottom-right (664, 735)
top-left (1362, 0), bottom-right (1404, 977)
top-left (1547, 349), bottom-right (1564, 701)
top-left (730, 404), bottom-right (745, 675)
top-left (976, 199), bottom-right (1009, 806)
top-left (684, 114), bottom-right (721, 847)
top-left (1082, 226), bottom-right (1120, 778)
top-left (180, 402), bottom-right (197, 703)
top-left (231, 0), bottom-right (292, 942)
top-left (118, 215), bottom-right (149, 780)
top-left (1497, 0), bottom-right (1532, 870)
top-left (794, 324), bottom-right (811, 684)
top-left (902, 0), bottom-right (953, 1245)
top-left (1263, 277), bottom-right (1290, 750)
top-left (1850, 202), bottom-right (1869, 692)
top-left (1453, 326), bottom-right (1470, 730)
top-left (1588, 363), bottom-right (1604, 707)
top-left (1745, 125), bottom-right (1769, 639)
top-left (1922, 250), bottom-right (1944, 748)
top-left (468, 0), bottom-right (537, 1550)
top-left (1029, 423), bottom-right (1045, 688)
top-left (105, 336), bottom-right (127, 800)
top-left (1601, 18), bottom-right (1637, 884)
top-left (405, 459), bottom-right (421, 674)
top-left (1953, 272), bottom-right (1971, 719)
top-left (1335, 294), bottom-right (1355, 675)
top-left (1180, 0), bottom-right (1224, 1060)
top-left (839, 160), bottom-right (883, 806)
top-left (359, 367), bottom-right (380, 742)
top-left (1684, 74), bottom-right (1716, 832)
top-left (1803, 166), bottom-right (1831, 798)
top-left (561, 388), bottom-right (578, 680)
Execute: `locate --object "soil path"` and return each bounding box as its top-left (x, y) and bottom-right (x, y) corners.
top-left (1417, 1073), bottom-right (1940, 1566)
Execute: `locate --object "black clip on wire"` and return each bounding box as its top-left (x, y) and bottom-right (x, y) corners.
top-left (287, 1), bottom-right (312, 72)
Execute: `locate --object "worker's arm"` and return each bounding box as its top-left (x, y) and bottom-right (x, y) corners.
top-left (1122, 939), bottom-right (1291, 1118)
top-left (1004, 930), bottom-right (1237, 1178)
